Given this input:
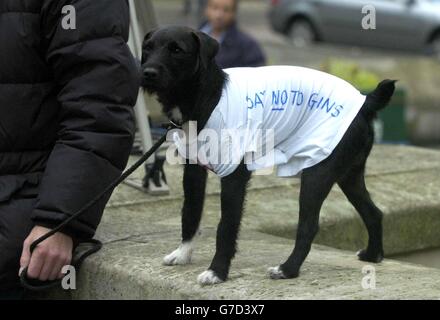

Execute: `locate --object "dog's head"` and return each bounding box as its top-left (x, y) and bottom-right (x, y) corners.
top-left (141, 26), bottom-right (219, 94)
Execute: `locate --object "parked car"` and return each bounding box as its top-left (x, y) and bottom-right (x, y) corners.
top-left (268, 0), bottom-right (440, 56)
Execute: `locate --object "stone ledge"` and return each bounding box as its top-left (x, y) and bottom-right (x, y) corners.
top-left (44, 227), bottom-right (440, 299)
top-left (33, 145), bottom-right (440, 299)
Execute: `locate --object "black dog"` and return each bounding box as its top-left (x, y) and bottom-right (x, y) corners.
top-left (141, 26), bottom-right (395, 285)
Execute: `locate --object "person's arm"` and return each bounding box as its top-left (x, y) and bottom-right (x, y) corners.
top-left (20, 0), bottom-right (140, 281)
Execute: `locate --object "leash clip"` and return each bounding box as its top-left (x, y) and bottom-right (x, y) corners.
top-left (168, 119), bottom-right (183, 129)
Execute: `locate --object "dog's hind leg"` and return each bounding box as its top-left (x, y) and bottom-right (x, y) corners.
top-left (268, 164), bottom-right (335, 279)
top-left (163, 164), bottom-right (208, 266)
top-left (198, 162), bottom-right (251, 285)
top-left (338, 164), bottom-right (384, 263)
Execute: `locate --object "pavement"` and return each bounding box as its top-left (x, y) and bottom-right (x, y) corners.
top-left (33, 144), bottom-right (440, 299)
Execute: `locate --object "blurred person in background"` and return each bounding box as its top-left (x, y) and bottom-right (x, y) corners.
top-left (183, 0), bottom-right (208, 24)
top-left (200, 0), bottom-right (266, 68)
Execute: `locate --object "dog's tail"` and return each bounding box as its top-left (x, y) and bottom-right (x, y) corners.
top-left (361, 79), bottom-right (397, 120)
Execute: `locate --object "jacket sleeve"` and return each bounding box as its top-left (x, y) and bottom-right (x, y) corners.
top-left (31, 0), bottom-right (141, 240)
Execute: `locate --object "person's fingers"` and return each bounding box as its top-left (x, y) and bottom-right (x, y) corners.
top-left (19, 239), bottom-right (31, 276)
top-left (20, 227), bottom-right (74, 281)
top-left (49, 257), bottom-right (66, 281)
top-left (38, 250), bottom-right (60, 282)
top-left (27, 247), bottom-right (45, 279)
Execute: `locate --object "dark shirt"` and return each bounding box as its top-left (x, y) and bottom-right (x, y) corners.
top-left (201, 22), bottom-right (266, 69)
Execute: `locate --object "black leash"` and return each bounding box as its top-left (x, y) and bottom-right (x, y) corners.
top-left (20, 122), bottom-right (179, 291)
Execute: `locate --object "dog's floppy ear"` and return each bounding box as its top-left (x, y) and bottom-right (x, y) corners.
top-left (141, 28), bottom-right (157, 64)
top-left (143, 28), bottom-right (157, 44)
top-left (191, 31), bottom-right (219, 69)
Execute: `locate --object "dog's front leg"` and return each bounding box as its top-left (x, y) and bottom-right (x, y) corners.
top-left (198, 162), bottom-right (251, 285)
top-left (163, 164), bottom-right (208, 266)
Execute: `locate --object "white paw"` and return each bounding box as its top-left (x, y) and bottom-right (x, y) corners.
top-left (163, 242), bottom-right (193, 266)
top-left (267, 266), bottom-right (286, 279)
top-left (197, 270), bottom-right (223, 286)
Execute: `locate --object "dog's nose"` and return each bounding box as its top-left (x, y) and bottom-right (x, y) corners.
top-left (143, 67), bottom-right (159, 80)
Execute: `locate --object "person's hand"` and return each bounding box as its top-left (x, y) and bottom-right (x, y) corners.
top-left (19, 226), bottom-right (73, 281)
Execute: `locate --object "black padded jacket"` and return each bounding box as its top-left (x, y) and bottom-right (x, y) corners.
top-left (0, 0), bottom-right (140, 239)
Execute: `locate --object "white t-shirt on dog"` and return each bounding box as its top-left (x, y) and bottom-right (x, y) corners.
top-left (173, 66), bottom-right (366, 178)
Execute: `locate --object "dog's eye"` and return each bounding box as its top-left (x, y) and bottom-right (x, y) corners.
top-left (169, 44), bottom-right (183, 54)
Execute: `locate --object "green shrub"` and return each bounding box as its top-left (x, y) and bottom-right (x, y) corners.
top-left (321, 59), bottom-right (380, 92)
